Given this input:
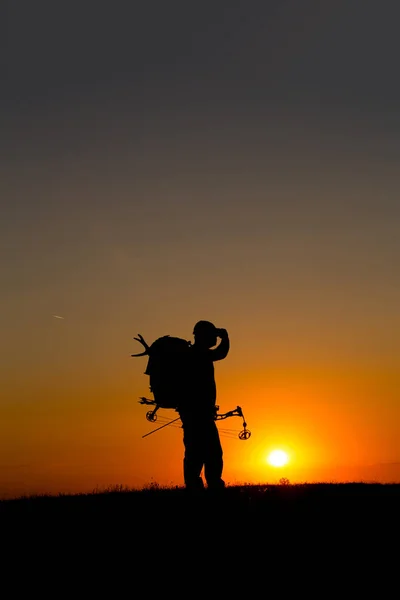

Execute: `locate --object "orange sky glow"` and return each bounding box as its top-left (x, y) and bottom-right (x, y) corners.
top-left (2, 2), bottom-right (400, 498)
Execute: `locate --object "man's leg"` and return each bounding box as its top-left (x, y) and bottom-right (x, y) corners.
top-left (182, 420), bottom-right (205, 491)
top-left (204, 421), bottom-right (225, 490)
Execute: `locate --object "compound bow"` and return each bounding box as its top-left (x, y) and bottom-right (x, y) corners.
top-left (138, 397), bottom-right (251, 441)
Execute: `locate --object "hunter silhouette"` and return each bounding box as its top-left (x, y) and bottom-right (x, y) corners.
top-left (177, 320), bottom-right (230, 492)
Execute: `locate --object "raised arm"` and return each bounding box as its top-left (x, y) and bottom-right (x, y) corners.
top-left (209, 328), bottom-right (230, 361)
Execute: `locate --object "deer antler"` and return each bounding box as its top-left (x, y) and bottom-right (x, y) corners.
top-left (131, 334), bottom-right (150, 357)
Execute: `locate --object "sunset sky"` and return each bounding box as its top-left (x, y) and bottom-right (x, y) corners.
top-left (1, 1), bottom-right (399, 498)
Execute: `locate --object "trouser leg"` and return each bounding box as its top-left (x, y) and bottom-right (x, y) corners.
top-left (182, 423), bottom-right (205, 490)
top-left (203, 421), bottom-right (225, 490)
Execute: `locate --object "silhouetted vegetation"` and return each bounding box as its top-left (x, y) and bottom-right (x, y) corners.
top-left (2, 481), bottom-right (398, 529)
top-left (2, 481), bottom-right (396, 577)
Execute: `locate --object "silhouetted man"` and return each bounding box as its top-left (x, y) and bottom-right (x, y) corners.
top-left (177, 320), bottom-right (230, 492)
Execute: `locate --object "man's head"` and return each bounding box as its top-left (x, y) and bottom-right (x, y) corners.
top-left (193, 320), bottom-right (218, 349)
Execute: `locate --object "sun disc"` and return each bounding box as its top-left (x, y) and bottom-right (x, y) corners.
top-left (267, 449), bottom-right (289, 467)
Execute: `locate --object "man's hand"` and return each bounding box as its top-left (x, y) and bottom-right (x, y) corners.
top-left (216, 328), bottom-right (228, 338)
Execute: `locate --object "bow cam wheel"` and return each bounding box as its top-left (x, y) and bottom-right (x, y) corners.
top-left (146, 411), bottom-right (157, 422)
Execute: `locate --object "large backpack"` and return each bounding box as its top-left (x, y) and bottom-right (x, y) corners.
top-left (133, 335), bottom-right (192, 409)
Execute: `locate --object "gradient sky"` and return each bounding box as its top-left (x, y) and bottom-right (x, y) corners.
top-left (1, 1), bottom-right (400, 498)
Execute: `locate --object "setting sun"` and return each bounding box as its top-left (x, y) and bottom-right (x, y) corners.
top-left (267, 450), bottom-right (289, 468)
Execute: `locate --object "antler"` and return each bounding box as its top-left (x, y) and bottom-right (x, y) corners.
top-left (131, 334), bottom-right (150, 357)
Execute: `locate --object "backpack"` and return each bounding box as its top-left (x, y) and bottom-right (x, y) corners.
top-left (133, 335), bottom-right (192, 409)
